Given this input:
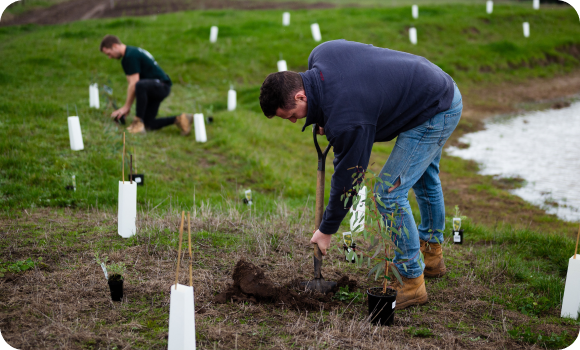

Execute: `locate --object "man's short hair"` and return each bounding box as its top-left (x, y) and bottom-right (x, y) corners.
top-left (259, 71), bottom-right (304, 118)
top-left (100, 35), bottom-right (122, 51)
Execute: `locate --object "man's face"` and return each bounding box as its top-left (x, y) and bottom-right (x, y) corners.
top-left (101, 44), bottom-right (123, 59)
top-left (275, 91), bottom-right (308, 123)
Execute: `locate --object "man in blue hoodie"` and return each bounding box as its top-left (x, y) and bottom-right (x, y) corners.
top-left (259, 40), bottom-right (462, 309)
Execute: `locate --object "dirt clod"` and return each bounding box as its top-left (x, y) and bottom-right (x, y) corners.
top-left (214, 259), bottom-right (357, 311)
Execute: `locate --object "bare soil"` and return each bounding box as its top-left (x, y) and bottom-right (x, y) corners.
top-left (213, 258), bottom-right (356, 310)
top-left (0, 0), bottom-right (336, 27)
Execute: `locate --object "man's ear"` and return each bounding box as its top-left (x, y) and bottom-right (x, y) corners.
top-left (295, 90), bottom-right (307, 102)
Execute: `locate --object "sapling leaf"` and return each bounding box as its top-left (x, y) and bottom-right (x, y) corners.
top-left (403, 226), bottom-right (410, 239)
top-left (403, 263), bottom-right (408, 272)
top-left (371, 244), bottom-right (382, 259)
top-left (352, 172), bottom-right (357, 178)
top-left (383, 173), bottom-right (391, 177)
top-left (434, 236), bottom-right (441, 244)
top-left (394, 247), bottom-right (404, 255)
top-left (367, 261), bottom-right (382, 277)
top-left (436, 229), bottom-right (444, 233)
top-left (375, 265), bottom-right (385, 281)
top-left (390, 265), bottom-right (404, 285)
top-left (391, 227), bottom-right (400, 235)
top-left (384, 181), bottom-right (393, 187)
top-left (376, 197), bottom-right (387, 209)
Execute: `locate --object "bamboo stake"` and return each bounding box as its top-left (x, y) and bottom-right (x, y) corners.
top-left (122, 132), bottom-right (125, 184)
top-left (188, 212), bottom-right (193, 286)
top-left (133, 147), bottom-right (136, 173)
top-left (130, 155), bottom-right (133, 184)
top-left (174, 211), bottom-right (185, 290)
top-left (574, 225), bottom-right (579, 259)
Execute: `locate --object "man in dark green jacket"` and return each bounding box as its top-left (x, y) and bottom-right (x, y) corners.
top-left (100, 35), bottom-right (192, 135)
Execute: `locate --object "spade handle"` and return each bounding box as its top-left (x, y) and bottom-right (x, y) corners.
top-left (313, 125), bottom-right (331, 279)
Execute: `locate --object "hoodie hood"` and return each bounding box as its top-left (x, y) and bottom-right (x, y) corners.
top-left (300, 68), bottom-right (325, 132)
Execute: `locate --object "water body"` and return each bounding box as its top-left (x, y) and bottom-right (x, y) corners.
top-left (447, 102), bottom-right (580, 222)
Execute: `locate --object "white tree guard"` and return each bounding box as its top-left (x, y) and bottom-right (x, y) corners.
top-left (523, 22), bottom-right (530, 37)
top-left (409, 27), bottom-right (417, 45)
top-left (561, 256), bottom-right (580, 320)
top-left (277, 60), bottom-right (288, 72)
top-left (194, 114), bottom-right (207, 143)
top-left (311, 23), bottom-right (322, 42)
top-left (486, 1), bottom-right (493, 14)
top-left (282, 12), bottom-right (290, 26)
top-left (118, 181), bottom-right (137, 238)
top-left (209, 26), bottom-right (218, 43)
top-left (227, 89), bottom-right (237, 111)
top-left (89, 83), bottom-right (100, 109)
top-left (412, 5), bottom-right (419, 19)
top-left (68, 116), bottom-right (84, 151)
top-left (168, 284), bottom-right (196, 350)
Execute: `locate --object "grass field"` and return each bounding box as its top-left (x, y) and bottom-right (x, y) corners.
top-left (1, 3), bottom-right (579, 217)
top-left (1, 2), bottom-right (580, 349)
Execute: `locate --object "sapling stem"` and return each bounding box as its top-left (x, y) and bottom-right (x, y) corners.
top-left (122, 132), bottom-right (125, 184)
top-left (188, 212), bottom-right (193, 286)
top-left (174, 211), bottom-right (185, 289)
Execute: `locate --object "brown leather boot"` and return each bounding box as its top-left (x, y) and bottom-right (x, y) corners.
top-left (127, 117), bottom-right (146, 134)
top-left (175, 113), bottom-right (193, 136)
top-left (420, 239), bottom-right (447, 278)
top-left (389, 267), bottom-right (428, 310)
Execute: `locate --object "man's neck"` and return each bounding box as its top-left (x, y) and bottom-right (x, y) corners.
top-left (119, 44), bottom-right (127, 57)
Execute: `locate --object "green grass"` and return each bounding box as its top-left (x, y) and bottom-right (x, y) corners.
top-left (0, 3), bottom-right (579, 226)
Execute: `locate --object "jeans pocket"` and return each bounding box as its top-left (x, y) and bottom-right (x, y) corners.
top-left (437, 108), bottom-right (462, 146)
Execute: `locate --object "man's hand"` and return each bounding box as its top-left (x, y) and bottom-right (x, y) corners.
top-left (111, 105), bottom-right (130, 120)
top-left (310, 229), bottom-right (331, 255)
top-left (317, 125), bottom-right (325, 135)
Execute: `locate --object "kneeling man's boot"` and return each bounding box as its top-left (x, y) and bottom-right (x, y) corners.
top-left (389, 267), bottom-right (428, 310)
top-left (175, 113), bottom-right (193, 136)
top-left (127, 117), bottom-right (146, 134)
top-left (420, 239), bottom-right (447, 278)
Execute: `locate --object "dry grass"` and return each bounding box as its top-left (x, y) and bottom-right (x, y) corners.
top-left (0, 206), bottom-right (578, 349)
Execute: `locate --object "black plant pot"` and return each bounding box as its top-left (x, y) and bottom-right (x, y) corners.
top-left (108, 276), bottom-right (124, 302)
top-left (367, 287), bottom-right (397, 326)
top-left (130, 174), bottom-right (145, 186)
top-left (452, 229), bottom-right (464, 244)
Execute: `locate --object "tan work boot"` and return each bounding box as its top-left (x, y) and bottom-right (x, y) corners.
top-left (127, 117), bottom-right (146, 134)
top-left (175, 113), bottom-right (193, 136)
top-left (389, 267), bottom-right (428, 310)
top-left (420, 239), bottom-right (447, 278)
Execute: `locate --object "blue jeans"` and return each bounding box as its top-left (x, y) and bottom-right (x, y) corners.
top-left (375, 83), bottom-right (462, 278)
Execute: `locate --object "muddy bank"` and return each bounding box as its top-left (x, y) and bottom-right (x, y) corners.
top-left (214, 259), bottom-right (357, 311)
top-left (1, 0), bottom-right (336, 27)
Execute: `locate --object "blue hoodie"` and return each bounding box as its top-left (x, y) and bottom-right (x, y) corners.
top-left (299, 40), bottom-right (454, 235)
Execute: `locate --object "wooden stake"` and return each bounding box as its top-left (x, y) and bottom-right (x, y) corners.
top-left (133, 147), bottom-right (136, 173)
top-left (188, 212), bottom-right (193, 287)
top-left (174, 211), bottom-right (185, 290)
top-left (122, 132), bottom-right (125, 184)
top-left (574, 224), bottom-right (579, 259)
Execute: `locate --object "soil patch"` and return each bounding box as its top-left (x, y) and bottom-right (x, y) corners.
top-left (1, 0), bottom-right (336, 27)
top-left (214, 259), bottom-right (356, 311)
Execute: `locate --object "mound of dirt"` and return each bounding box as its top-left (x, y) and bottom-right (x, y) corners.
top-left (214, 259), bottom-right (357, 311)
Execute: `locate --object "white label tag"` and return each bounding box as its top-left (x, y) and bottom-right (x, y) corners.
top-left (454, 233), bottom-right (461, 242)
top-left (135, 177), bottom-right (142, 183)
top-left (392, 300), bottom-right (396, 309)
top-left (101, 262), bottom-right (108, 280)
